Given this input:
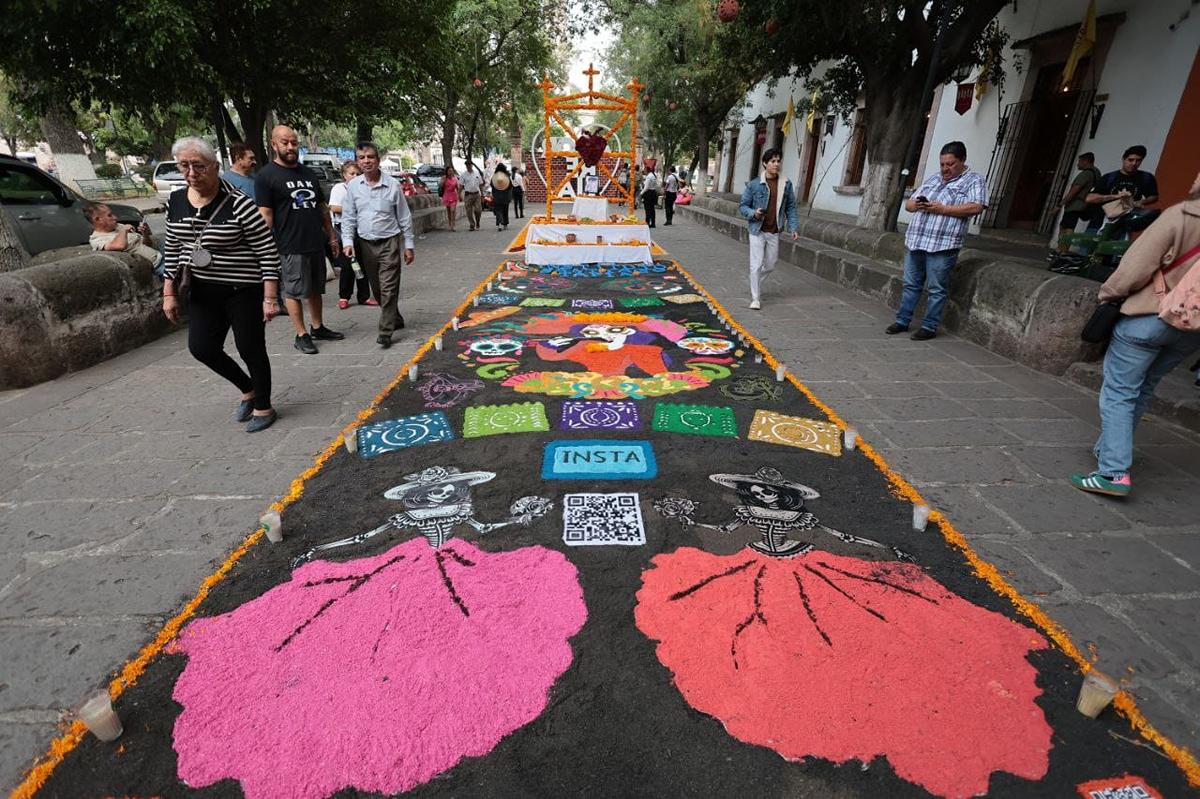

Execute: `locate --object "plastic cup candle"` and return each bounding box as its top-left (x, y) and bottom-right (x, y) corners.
top-left (912, 504), bottom-right (931, 531)
top-left (775, 364), bottom-right (786, 382)
top-left (844, 426), bottom-right (858, 451)
top-left (408, 364), bottom-right (419, 381)
top-left (434, 336), bottom-right (444, 351)
top-left (343, 429), bottom-right (357, 454)
top-left (1076, 669), bottom-right (1120, 718)
top-left (78, 691), bottom-right (122, 742)
top-left (260, 509), bottom-right (283, 543)
top-left (452, 317), bottom-right (460, 330)
top-left (754, 353), bottom-right (763, 364)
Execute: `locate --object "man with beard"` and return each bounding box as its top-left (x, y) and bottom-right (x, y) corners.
top-left (256, 125), bottom-right (344, 354)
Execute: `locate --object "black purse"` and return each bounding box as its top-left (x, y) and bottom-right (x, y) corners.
top-left (1080, 300), bottom-right (1123, 343)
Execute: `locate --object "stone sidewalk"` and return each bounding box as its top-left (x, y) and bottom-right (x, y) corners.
top-left (0, 225), bottom-right (517, 789)
top-left (653, 219), bottom-right (1200, 757)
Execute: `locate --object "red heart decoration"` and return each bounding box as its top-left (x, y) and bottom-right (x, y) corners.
top-left (575, 132), bottom-right (608, 167)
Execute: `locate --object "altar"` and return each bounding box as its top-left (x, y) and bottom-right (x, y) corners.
top-left (523, 65), bottom-right (653, 267)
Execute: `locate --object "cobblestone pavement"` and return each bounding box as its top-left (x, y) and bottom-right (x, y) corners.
top-left (1, 215), bottom-right (1197, 790)
top-left (653, 218), bottom-right (1200, 757)
top-left (0, 225), bottom-right (517, 789)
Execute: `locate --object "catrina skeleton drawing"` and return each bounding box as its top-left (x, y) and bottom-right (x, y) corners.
top-left (640, 466), bottom-right (1053, 798)
top-left (170, 467), bottom-right (581, 799)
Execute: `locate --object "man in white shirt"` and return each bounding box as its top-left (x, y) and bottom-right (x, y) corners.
top-left (663, 168), bottom-right (679, 226)
top-left (512, 167), bottom-right (525, 219)
top-left (641, 168), bottom-right (659, 228)
top-left (460, 162), bottom-right (484, 231)
top-left (341, 142), bottom-right (416, 348)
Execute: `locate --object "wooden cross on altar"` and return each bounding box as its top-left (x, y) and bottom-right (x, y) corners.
top-left (583, 63), bottom-right (600, 95)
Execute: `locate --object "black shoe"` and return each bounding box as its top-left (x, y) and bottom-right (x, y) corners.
top-left (885, 323), bottom-right (909, 335)
top-left (396, 314), bottom-right (405, 330)
top-left (245, 409), bottom-right (277, 433)
top-left (377, 334), bottom-right (392, 349)
top-left (911, 327), bottom-right (937, 341)
top-left (310, 325), bottom-right (345, 341)
top-left (233, 398), bottom-right (254, 423)
top-left (294, 333), bottom-right (318, 354)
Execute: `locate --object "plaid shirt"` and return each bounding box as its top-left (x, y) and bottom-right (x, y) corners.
top-left (905, 169), bottom-right (988, 253)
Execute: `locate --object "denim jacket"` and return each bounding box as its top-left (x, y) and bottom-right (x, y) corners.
top-left (739, 174), bottom-right (799, 235)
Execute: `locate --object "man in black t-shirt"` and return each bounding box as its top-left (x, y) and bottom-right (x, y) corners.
top-left (1086, 144), bottom-right (1159, 215)
top-left (256, 125), bottom-right (344, 354)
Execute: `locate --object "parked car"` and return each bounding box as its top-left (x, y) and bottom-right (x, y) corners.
top-left (0, 154), bottom-right (144, 257)
top-left (152, 161), bottom-right (186, 198)
top-left (301, 152), bottom-right (341, 170)
top-left (415, 164), bottom-right (445, 192)
top-left (304, 164), bottom-right (343, 199)
top-left (398, 173), bottom-right (430, 198)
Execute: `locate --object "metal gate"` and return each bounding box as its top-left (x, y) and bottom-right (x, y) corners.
top-left (981, 101), bottom-right (1030, 228)
top-left (1036, 89), bottom-right (1096, 234)
top-left (982, 89), bottom-right (1095, 232)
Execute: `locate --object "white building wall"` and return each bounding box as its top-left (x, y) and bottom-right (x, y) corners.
top-left (719, 0), bottom-right (1197, 224)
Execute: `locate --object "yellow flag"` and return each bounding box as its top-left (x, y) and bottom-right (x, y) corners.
top-left (805, 88), bottom-right (820, 134)
top-left (1061, 0), bottom-right (1096, 88)
top-left (781, 96), bottom-right (795, 137)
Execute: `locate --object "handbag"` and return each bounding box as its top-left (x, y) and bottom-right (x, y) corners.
top-left (175, 190), bottom-right (234, 304)
top-left (1102, 195), bottom-right (1133, 220)
top-left (1080, 300), bottom-right (1123, 343)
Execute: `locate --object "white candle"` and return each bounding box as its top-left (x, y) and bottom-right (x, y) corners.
top-left (451, 317), bottom-right (460, 330)
top-left (344, 429), bottom-right (357, 454)
top-left (843, 427), bottom-right (858, 451)
top-left (260, 509), bottom-right (283, 543)
top-left (912, 504), bottom-right (931, 531)
top-left (434, 336), bottom-right (444, 351)
top-left (408, 364), bottom-right (418, 381)
top-left (754, 353), bottom-right (763, 364)
top-left (1076, 670), bottom-right (1120, 718)
top-left (775, 364), bottom-right (786, 382)
top-left (79, 692), bottom-right (123, 742)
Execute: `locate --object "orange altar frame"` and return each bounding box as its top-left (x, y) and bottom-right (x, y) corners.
top-left (539, 64), bottom-right (642, 219)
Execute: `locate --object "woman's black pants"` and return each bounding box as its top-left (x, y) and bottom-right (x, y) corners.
top-left (187, 278), bottom-right (272, 410)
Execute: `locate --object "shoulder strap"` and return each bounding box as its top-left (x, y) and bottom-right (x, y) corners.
top-left (1152, 242), bottom-right (1200, 296)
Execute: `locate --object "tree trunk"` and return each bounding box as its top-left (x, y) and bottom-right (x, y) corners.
top-left (2, 134), bottom-right (16, 156)
top-left (40, 100), bottom-right (95, 190)
top-left (0, 211), bottom-right (30, 272)
top-left (856, 81), bottom-right (925, 231)
top-left (212, 98), bottom-right (229, 165)
top-left (441, 90), bottom-right (458, 167)
top-left (221, 104), bottom-right (243, 143)
top-left (232, 98), bottom-right (269, 165)
top-left (693, 123), bottom-right (710, 196)
top-left (355, 118), bottom-right (373, 144)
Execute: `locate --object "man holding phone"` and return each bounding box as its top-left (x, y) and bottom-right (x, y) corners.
top-left (886, 141), bottom-right (988, 340)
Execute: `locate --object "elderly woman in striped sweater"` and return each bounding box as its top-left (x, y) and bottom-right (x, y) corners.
top-left (161, 136), bottom-right (283, 433)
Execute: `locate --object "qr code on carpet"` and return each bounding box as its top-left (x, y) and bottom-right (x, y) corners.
top-left (562, 493), bottom-right (645, 546)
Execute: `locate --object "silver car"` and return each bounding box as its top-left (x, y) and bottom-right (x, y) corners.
top-left (0, 155), bottom-right (143, 257)
top-left (152, 160), bottom-right (187, 198)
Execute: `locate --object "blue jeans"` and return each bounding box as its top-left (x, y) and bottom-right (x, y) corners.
top-left (1095, 314), bottom-right (1200, 476)
top-left (896, 248), bottom-right (959, 331)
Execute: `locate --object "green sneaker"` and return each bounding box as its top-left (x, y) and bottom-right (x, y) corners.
top-left (1070, 471), bottom-right (1131, 497)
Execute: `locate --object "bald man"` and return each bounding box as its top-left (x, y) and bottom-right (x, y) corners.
top-left (256, 125), bottom-right (343, 354)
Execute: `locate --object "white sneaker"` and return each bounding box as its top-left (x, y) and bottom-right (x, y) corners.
top-left (749, 299), bottom-right (761, 310)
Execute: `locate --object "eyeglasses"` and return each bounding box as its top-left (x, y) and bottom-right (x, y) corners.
top-left (178, 162), bottom-right (211, 174)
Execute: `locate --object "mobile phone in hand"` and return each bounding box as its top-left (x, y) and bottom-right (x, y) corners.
top-left (915, 195), bottom-right (929, 204)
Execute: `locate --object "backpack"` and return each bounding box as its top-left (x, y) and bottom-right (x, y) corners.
top-left (1153, 243), bottom-right (1200, 331)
